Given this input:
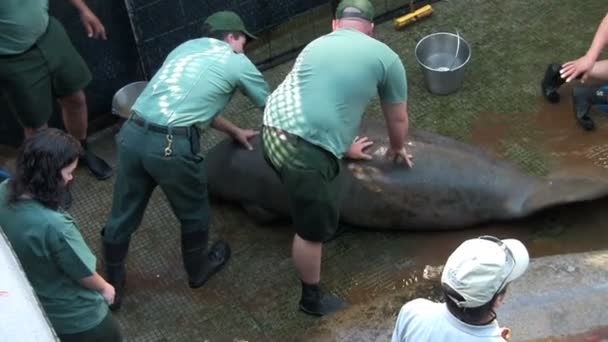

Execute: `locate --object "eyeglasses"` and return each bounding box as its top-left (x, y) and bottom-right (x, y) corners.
top-left (478, 235), bottom-right (516, 293)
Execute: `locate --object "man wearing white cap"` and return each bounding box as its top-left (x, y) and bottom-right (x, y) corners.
top-left (391, 236), bottom-right (530, 341)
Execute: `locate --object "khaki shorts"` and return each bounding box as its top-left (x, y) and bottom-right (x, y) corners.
top-left (0, 16), bottom-right (92, 129)
top-left (262, 125), bottom-right (342, 242)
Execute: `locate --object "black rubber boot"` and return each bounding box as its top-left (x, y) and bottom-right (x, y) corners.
top-left (181, 231), bottom-right (231, 288)
top-left (79, 140), bottom-right (113, 180)
top-left (541, 63), bottom-right (566, 103)
top-left (298, 282), bottom-right (348, 316)
top-left (572, 85), bottom-right (608, 131)
top-left (102, 233), bottom-right (130, 311)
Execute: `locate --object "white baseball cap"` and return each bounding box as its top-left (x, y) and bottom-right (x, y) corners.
top-left (441, 236), bottom-right (529, 308)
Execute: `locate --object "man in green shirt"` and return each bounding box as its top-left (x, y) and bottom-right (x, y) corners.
top-left (0, 128), bottom-right (121, 341)
top-left (262, 0), bottom-right (413, 316)
top-left (102, 11), bottom-right (269, 310)
top-left (0, 0), bottom-right (112, 181)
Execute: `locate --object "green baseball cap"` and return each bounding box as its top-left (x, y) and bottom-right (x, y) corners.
top-left (204, 11), bottom-right (257, 40)
top-left (335, 0), bottom-right (375, 21)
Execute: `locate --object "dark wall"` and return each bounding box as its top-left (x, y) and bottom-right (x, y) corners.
top-left (0, 0), bottom-right (141, 146)
top-left (127, 0), bottom-right (327, 78)
top-left (1, 0), bottom-right (437, 146)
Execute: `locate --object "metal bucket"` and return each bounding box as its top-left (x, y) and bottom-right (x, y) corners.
top-left (415, 32), bottom-right (471, 95)
top-left (111, 81), bottom-right (148, 119)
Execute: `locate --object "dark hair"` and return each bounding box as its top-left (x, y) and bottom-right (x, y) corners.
top-left (442, 284), bottom-right (508, 325)
top-left (8, 128), bottom-right (82, 210)
top-left (201, 23), bottom-right (244, 41)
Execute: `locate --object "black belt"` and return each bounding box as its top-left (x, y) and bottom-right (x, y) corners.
top-left (130, 114), bottom-right (192, 136)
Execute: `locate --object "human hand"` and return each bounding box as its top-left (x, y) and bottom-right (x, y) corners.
top-left (100, 283), bottom-right (115, 305)
top-left (80, 9), bottom-right (106, 40)
top-left (345, 136), bottom-right (374, 160)
top-left (560, 55), bottom-right (595, 83)
top-left (385, 145), bottom-right (413, 168)
top-left (233, 129), bottom-right (259, 150)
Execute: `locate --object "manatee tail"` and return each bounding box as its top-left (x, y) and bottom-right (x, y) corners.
top-left (520, 177), bottom-right (608, 216)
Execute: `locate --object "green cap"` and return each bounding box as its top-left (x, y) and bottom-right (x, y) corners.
top-left (335, 0), bottom-right (375, 21)
top-left (204, 11), bottom-right (257, 40)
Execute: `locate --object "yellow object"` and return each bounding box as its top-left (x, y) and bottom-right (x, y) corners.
top-left (393, 4), bottom-right (434, 29)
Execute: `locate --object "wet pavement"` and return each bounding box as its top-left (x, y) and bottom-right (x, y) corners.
top-left (2, 0), bottom-right (608, 340)
top-left (3, 89), bottom-right (607, 341)
top-left (526, 327), bottom-right (608, 342)
top-left (304, 249), bottom-right (608, 341)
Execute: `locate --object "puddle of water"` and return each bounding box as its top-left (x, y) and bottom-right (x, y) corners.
top-left (364, 96), bottom-right (608, 282)
top-left (461, 95), bottom-right (608, 255)
top-left (470, 92), bottom-right (608, 179)
top-left (323, 96), bottom-right (608, 341)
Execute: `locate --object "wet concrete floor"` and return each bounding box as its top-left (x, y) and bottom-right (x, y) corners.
top-left (1, 95), bottom-right (607, 341)
top-left (526, 326), bottom-right (608, 342)
top-left (3, 66), bottom-right (608, 342)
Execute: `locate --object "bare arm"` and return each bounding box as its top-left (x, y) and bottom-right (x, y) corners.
top-left (585, 13), bottom-right (608, 62)
top-left (67, 0), bottom-right (91, 12)
top-left (211, 116), bottom-right (259, 150)
top-left (382, 102), bottom-right (409, 150)
top-left (67, 0), bottom-right (107, 39)
top-left (211, 116), bottom-right (240, 137)
top-left (79, 272), bottom-right (115, 304)
top-left (561, 13), bottom-right (608, 82)
top-left (382, 102), bottom-right (413, 167)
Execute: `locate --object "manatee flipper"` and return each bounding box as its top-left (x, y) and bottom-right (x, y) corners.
top-left (520, 177), bottom-right (608, 216)
top-left (242, 203), bottom-right (280, 224)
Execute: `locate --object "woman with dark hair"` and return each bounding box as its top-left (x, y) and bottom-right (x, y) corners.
top-left (0, 128), bottom-right (122, 341)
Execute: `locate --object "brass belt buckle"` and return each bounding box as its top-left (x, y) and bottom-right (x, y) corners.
top-left (164, 134), bottom-right (174, 156)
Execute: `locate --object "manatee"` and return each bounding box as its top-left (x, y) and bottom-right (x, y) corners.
top-left (205, 121), bottom-right (608, 230)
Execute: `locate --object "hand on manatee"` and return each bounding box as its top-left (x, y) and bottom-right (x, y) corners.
top-left (345, 136), bottom-right (374, 160)
top-left (385, 145), bottom-right (413, 168)
top-left (561, 55), bottom-right (595, 83)
top-left (233, 128), bottom-right (259, 150)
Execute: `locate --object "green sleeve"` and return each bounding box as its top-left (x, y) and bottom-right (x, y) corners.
top-left (237, 58), bottom-right (269, 109)
top-left (48, 217), bottom-right (96, 282)
top-left (378, 57), bottom-right (408, 104)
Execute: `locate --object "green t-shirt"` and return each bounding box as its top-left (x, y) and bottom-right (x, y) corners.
top-left (0, 181), bottom-right (107, 334)
top-left (132, 38), bottom-right (269, 129)
top-left (263, 28), bottom-right (407, 157)
top-left (0, 0), bottom-right (49, 55)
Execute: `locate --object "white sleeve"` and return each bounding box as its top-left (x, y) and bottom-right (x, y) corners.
top-left (391, 304), bottom-right (410, 342)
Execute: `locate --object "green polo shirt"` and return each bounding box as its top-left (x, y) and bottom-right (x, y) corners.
top-left (0, 181), bottom-right (107, 334)
top-left (263, 28), bottom-right (407, 157)
top-left (132, 37), bottom-right (269, 129)
top-left (0, 0), bottom-right (49, 55)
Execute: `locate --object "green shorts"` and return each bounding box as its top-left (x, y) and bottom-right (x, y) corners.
top-left (262, 126), bottom-right (342, 242)
top-left (0, 16), bottom-right (92, 129)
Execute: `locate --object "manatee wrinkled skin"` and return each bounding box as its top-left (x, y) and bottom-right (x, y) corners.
top-left (206, 121), bottom-right (608, 230)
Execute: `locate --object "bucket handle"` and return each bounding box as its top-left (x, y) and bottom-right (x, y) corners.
top-left (447, 30), bottom-right (461, 71)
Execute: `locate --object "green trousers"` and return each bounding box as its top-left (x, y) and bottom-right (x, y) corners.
top-left (103, 120), bottom-right (210, 244)
top-left (58, 312), bottom-right (122, 342)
